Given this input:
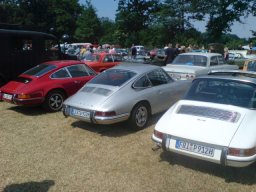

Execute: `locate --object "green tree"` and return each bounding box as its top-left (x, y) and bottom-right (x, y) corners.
top-left (0, 0), bottom-right (82, 39)
top-left (205, 0), bottom-right (251, 41)
top-left (74, 0), bottom-right (101, 43)
top-left (116, 0), bottom-right (160, 46)
top-left (48, 0), bottom-right (82, 40)
top-left (0, 0), bottom-right (21, 23)
top-left (99, 17), bottom-right (117, 45)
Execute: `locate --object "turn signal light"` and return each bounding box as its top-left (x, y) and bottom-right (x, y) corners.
top-left (154, 130), bottom-right (164, 140)
top-left (228, 147), bottom-right (256, 157)
top-left (17, 94), bottom-right (31, 99)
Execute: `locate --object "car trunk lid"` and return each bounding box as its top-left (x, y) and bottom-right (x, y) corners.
top-left (64, 84), bottom-right (119, 109)
top-left (163, 100), bottom-right (247, 147)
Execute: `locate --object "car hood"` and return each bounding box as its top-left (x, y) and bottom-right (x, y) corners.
top-left (155, 100), bottom-right (248, 147)
top-left (162, 64), bottom-right (205, 74)
top-left (64, 83), bottom-right (119, 109)
top-left (0, 76), bottom-right (34, 93)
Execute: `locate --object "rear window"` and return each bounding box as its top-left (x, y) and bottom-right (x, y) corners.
top-left (89, 69), bottom-right (136, 86)
top-left (185, 78), bottom-right (256, 108)
top-left (23, 64), bottom-right (57, 77)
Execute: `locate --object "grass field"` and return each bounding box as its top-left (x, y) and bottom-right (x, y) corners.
top-left (0, 101), bottom-right (256, 192)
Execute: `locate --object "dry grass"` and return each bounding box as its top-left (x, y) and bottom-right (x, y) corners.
top-left (0, 101), bottom-right (256, 192)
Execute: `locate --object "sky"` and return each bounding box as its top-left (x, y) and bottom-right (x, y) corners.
top-left (80, 0), bottom-right (256, 39)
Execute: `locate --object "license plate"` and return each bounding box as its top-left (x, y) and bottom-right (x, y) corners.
top-left (3, 93), bottom-right (13, 100)
top-left (71, 108), bottom-right (90, 119)
top-left (175, 140), bottom-right (215, 157)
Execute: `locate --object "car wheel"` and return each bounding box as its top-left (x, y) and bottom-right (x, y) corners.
top-left (43, 90), bottom-right (65, 112)
top-left (129, 102), bottom-right (150, 130)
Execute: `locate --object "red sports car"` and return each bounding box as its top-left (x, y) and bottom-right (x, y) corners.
top-left (0, 60), bottom-right (96, 112)
top-left (81, 52), bottom-right (123, 72)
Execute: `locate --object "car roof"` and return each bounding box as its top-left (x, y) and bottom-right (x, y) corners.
top-left (112, 62), bottom-right (161, 73)
top-left (179, 52), bottom-right (222, 57)
top-left (196, 70), bottom-right (256, 84)
top-left (43, 60), bottom-right (86, 68)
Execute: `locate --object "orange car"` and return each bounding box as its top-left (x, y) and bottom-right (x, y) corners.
top-left (81, 52), bottom-right (123, 72)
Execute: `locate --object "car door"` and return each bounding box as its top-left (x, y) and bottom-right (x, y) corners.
top-left (146, 69), bottom-right (176, 113)
top-left (50, 64), bottom-right (94, 96)
top-left (66, 64), bottom-right (95, 95)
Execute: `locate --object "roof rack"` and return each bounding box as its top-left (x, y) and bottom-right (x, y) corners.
top-left (208, 70), bottom-right (256, 78)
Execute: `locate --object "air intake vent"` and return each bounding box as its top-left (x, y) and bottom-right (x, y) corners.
top-left (177, 105), bottom-right (240, 123)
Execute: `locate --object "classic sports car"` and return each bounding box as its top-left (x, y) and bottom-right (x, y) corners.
top-left (63, 63), bottom-right (191, 130)
top-left (81, 52), bottom-right (123, 72)
top-left (162, 52), bottom-right (238, 80)
top-left (152, 70), bottom-right (256, 167)
top-left (0, 60), bottom-right (96, 112)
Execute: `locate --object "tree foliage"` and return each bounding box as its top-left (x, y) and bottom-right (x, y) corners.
top-left (74, 0), bottom-right (101, 43)
top-left (0, 0), bottom-right (254, 48)
top-left (204, 0), bottom-right (251, 41)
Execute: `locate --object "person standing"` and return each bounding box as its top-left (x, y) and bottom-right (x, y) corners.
top-left (164, 43), bottom-right (176, 65)
top-left (131, 44), bottom-right (137, 59)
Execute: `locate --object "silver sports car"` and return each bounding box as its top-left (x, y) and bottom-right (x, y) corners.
top-left (63, 63), bottom-right (191, 130)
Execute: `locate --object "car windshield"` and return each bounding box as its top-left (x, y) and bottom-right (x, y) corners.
top-left (184, 78), bottom-right (256, 109)
top-left (23, 64), bottom-right (57, 77)
top-left (172, 55), bottom-right (207, 67)
top-left (82, 54), bottom-right (99, 61)
top-left (89, 69), bottom-right (137, 86)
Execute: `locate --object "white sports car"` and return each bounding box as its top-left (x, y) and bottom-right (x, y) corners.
top-left (152, 70), bottom-right (256, 167)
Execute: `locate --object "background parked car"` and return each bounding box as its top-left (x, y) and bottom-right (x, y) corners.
top-left (63, 63), bottom-right (191, 130)
top-left (0, 60), bottom-right (96, 112)
top-left (162, 52), bottom-right (239, 80)
top-left (227, 52), bottom-right (247, 69)
top-left (152, 70), bottom-right (256, 167)
top-left (243, 58), bottom-right (256, 72)
top-left (81, 52), bottom-right (123, 72)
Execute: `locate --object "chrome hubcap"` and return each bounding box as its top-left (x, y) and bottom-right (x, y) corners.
top-left (135, 106), bottom-right (148, 127)
top-left (49, 94), bottom-right (63, 110)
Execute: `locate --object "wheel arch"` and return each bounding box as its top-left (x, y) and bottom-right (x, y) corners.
top-left (131, 100), bottom-right (152, 116)
top-left (45, 88), bottom-right (68, 100)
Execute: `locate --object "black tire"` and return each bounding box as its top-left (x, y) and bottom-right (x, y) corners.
top-left (129, 102), bottom-right (150, 130)
top-left (43, 90), bottom-right (65, 112)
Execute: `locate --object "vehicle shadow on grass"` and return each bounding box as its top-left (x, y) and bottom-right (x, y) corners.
top-left (160, 152), bottom-right (256, 185)
top-left (70, 112), bottom-right (163, 137)
top-left (3, 180), bottom-right (55, 192)
top-left (7, 105), bottom-right (49, 116)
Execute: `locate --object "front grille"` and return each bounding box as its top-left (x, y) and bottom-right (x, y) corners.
top-left (177, 105), bottom-right (241, 123)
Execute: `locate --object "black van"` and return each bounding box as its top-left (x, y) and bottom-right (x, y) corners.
top-left (0, 28), bottom-right (65, 86)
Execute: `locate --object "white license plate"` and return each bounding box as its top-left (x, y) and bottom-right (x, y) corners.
top-left (175, 140), bottom-right (215, 157)
top-left (71, 108), bottom-right (90, 119)
top-left (3, 93), bottom-right (13, 100)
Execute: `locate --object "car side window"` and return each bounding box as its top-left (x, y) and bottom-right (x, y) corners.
top-left (217, 56), bottom-right (225, 65)
top-left (133, 75), bottom-right (151, 88)
top-left (67, 64), bottom-right (90, 77)
top-left (103, 55), bottom-right (113, 62)
top-left (113, 55), bottom-right (122, 62)
top-left (147, 69), bottom-right (171, 86)
top-left (210, 56), bottom-right (218, 66)
top-left (51, 68), bottom-right (70, 79)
